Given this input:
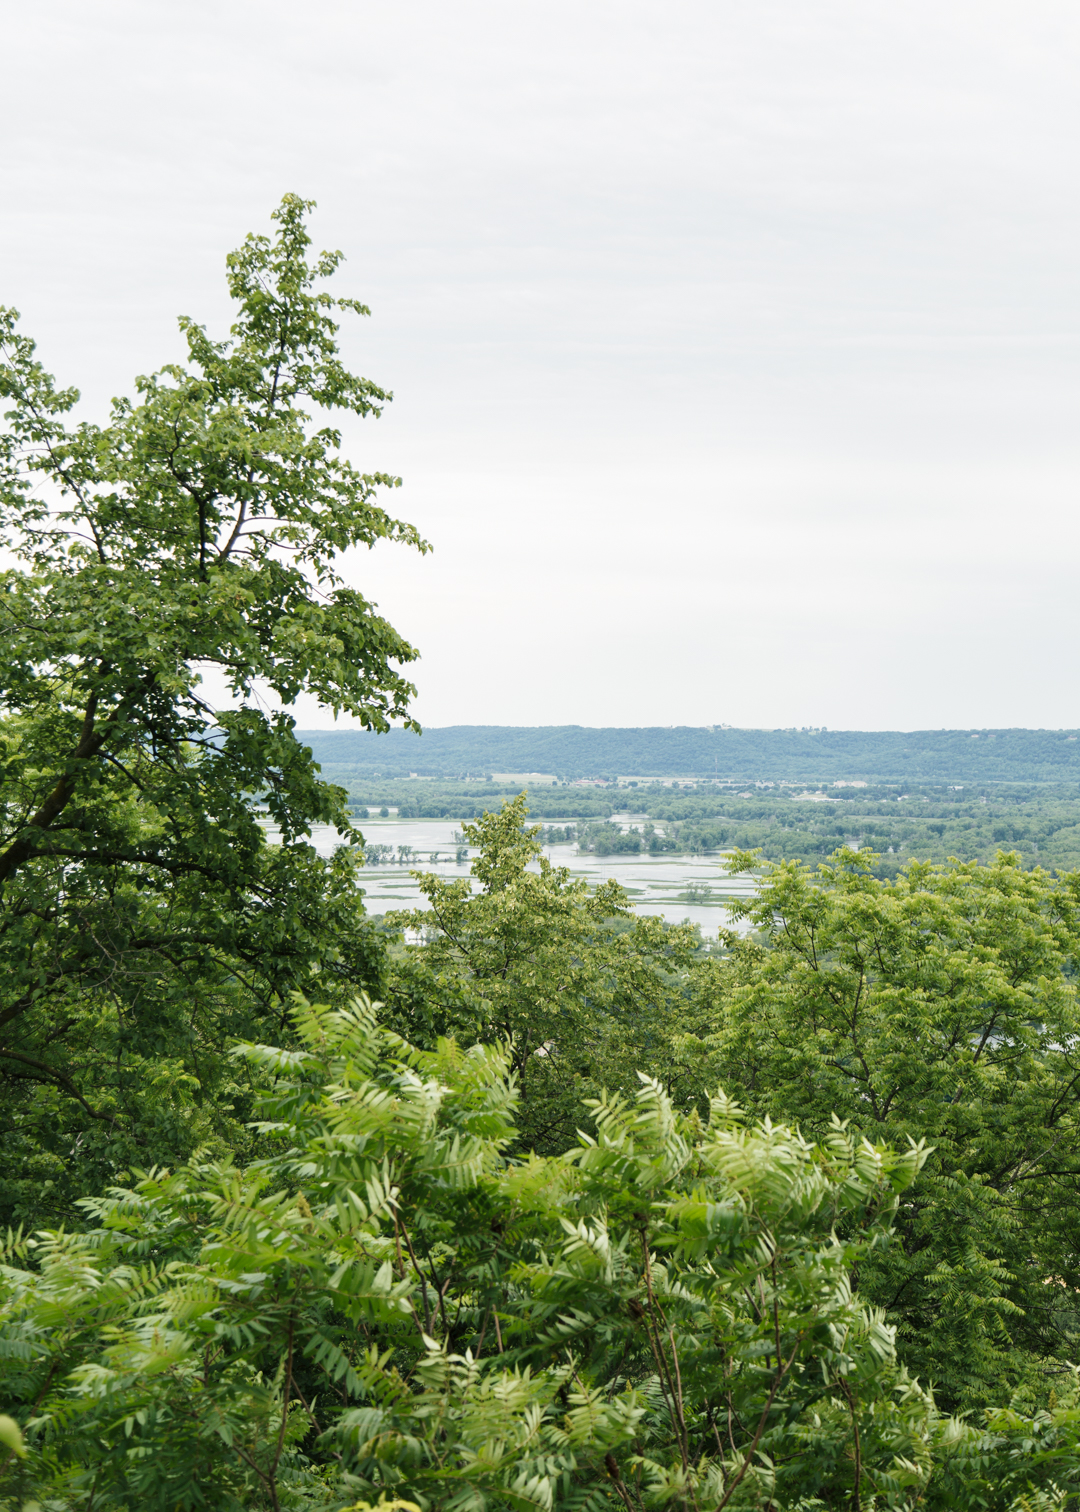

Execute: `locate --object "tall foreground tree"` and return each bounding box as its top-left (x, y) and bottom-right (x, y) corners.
top-left (0, 195), bottom-right (425, 1225)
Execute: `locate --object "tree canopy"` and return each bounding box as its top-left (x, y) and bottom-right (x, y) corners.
top-left (383, 795), bottom-right (702, 1153)
top-left (683, 849), bottom-right (1080, 1413)
top-left (7, 993), bottom-right (1080, 1511)
top-left (0, 194), bottom-right (423, 1226)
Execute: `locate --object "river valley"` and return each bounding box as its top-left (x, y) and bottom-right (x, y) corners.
top-left (277, 816), bottom-right (758, 935)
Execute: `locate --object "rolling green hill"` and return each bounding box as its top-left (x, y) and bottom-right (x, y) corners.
top-left (296, 725), bottom-right (1080, 784)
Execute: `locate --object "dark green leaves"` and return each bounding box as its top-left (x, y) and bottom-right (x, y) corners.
top-left (0, 197), bottom-right (421, 1226)
top-left (692, 849), bottom-right (1080, 1411)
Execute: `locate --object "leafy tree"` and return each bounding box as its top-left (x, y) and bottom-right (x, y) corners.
top-left (383, 794), bottom-right (702, 1152)
top-left (0, 992), bottom-right (987, 1512)
top-left (0, 195), bottom-right (425, 1228)
top-left (681, 848), bottom-right (1080, 1412)
top-left (8, 993), bottom-right (1080, 1512)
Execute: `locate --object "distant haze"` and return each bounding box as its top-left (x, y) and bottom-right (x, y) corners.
top-left (4, 2), bottom-right (1080, 729)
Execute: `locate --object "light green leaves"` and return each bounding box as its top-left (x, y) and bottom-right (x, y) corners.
top-left (0, 1413), bottom-right (25, 1457)
top-left (3, 991), bottom-right (1077, 1509)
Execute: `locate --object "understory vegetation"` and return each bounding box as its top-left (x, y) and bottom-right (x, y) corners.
top-left (4, 200), bottom-right (1080, 1511)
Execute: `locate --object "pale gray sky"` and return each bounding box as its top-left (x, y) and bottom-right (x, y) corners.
top-left (4, 0), bottom-right (1080, 729)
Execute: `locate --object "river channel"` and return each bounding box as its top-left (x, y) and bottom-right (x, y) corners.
top-left (278, 814), bottom-right (758, 937)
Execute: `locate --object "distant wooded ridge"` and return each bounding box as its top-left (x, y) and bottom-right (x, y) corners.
top-left (295, 725), bottom-right (1080, 783)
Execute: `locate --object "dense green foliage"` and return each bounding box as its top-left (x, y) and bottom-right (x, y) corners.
top-left (381, 795), bottom-right (701, 1153)
top-left (9, 201), bottom-right (1080, 1510)
top-left (0, 196), bottom-right (420, 1229)
top-left (681, 851), bottom-right (1080, 1414)
top-left (297, 723), bottom-right (1080, 783)
top-left (9, 992), bottom-right (1080, 1512)
top-left (379, 821), bottom-right (1080, 1421)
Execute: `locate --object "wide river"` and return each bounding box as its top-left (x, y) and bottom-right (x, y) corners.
top-left (278, 813), bottom-right (758, 937)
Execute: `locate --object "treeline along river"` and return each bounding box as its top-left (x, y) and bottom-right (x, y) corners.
top-left (314, 777), bottom-right (1080, 877)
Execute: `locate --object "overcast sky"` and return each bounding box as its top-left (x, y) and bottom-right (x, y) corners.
top-left (4, 0), bottom-right (1080, 730)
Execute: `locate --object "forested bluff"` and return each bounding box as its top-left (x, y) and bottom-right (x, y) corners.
top-left (7, 198), bottom-right (1080, 1512)
top-left (298, 722), bottom-right (1080, 783)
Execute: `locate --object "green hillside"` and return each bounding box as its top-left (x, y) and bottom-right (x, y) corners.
top-left (297, 724), bottom-right (1080, 783)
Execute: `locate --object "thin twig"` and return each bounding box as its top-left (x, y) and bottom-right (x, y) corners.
top-left (605, 1451), bottom-right (642, 1512)
top-left (398, 1216), bottom-right (433, 1335)
top-left (838, 1377), bottom-right (862, 1512)
top-left (715, 1327), bottom-right (808, 1512)
top-left (640, 1227), bottom-right (695, 1499)
top-left (262, 1310), bottom-right (295, 1512)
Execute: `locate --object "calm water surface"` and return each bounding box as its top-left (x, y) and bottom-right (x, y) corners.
top-left (269, 816), bottom-right (758, 938)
